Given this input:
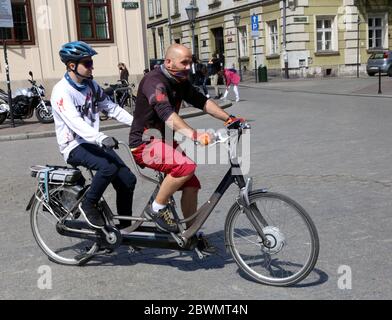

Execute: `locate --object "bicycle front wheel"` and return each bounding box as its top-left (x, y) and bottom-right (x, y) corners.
top-left (225, 190), bottom-right (319, 286)
top-left (30, 192), bottom-right (99, 265)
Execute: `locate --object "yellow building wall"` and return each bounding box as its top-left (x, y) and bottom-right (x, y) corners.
top-left (261, 2), bottom-right (281, 71)
top-left (306, 0), bottom-right (345, 67)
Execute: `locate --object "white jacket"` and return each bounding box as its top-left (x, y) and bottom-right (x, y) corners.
top-left (51, 77), bottom-right (133, 161)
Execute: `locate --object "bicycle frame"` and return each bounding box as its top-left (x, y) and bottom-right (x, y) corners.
top-left (114, 123), bottom-right (268, 246)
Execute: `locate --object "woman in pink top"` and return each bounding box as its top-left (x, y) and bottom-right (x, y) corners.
top-left (220, 68), bottom-right (241, 102)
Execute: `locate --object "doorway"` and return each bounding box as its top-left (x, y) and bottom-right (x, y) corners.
top-left (211, 27), bottom-right (224, 56)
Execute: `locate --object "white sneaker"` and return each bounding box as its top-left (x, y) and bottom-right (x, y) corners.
top-left (235, 98), bottom-right (240, 102)
top-left (220, 96), bottom-right (227, 100)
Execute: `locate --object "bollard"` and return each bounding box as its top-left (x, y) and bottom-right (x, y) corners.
top-left (378, 67), bottom-right (382, 94)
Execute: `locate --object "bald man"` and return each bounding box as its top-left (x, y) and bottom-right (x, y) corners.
top-left (129, 45), bottom-right (242, 252)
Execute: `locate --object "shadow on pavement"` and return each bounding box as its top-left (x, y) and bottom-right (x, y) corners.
top-left (237, 264), bottom-right (328, 288)
top-left (81, 229), bottom-right (327, 288)
top-left (84, 230), bottom-right (234, 271)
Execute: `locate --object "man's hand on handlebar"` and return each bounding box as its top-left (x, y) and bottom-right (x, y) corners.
top-left (224, 115), bottom-right (246, 129)
top-left (192, 132), bottom-right (215, 146)
top-left (102, 136), bottom-right (119, 150)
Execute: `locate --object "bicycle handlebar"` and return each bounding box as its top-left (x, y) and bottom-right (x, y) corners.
top-left (194, 121), bottom-right (251, 146)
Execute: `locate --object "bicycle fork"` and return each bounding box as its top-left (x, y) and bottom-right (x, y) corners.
top-left (238, 178), bottom-right (271, 247)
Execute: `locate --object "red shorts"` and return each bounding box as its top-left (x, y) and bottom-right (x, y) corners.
top-left (131, 139), bottom-right (201, 190)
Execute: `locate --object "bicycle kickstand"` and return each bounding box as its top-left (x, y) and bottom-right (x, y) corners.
top-left (194, 247), bottom-right (207, 260)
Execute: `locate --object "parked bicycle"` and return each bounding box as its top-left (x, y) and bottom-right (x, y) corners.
top-left (100, 80), bottom-right (136, 120)
top-left (27, 121), bottom-right (319, 286)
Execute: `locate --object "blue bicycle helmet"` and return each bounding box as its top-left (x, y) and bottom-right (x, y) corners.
top-left (59, 41), bottom-right (97, 64)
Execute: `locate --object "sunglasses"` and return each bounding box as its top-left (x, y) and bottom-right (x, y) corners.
top-left (80, 59), bottom-right (94, 69)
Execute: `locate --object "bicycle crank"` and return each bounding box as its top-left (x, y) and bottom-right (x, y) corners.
top-left (99, 226), bottom-right (122, 250)
top-left (259, 226), bottom-right (286, 255)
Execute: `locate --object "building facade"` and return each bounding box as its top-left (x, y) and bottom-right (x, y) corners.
top-left (0, 0), bottom-right (147, 94)
top-left (145, 0), bottom-right (391, 78)
top-left (144, 0), bottom-right (172, 68)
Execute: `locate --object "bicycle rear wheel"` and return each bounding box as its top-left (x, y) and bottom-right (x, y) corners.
top-left (225, 190), bottom-right (319, 286)
top-left (30, 190), bottom-right (99, 265)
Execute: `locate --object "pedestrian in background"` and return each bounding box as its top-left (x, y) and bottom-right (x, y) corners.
top-left (118, 62), bottom-right (129, 84)
top-left (189, 54), bottom-right (198, 85)
top-left (220, 68), bottom-right (241, 102)
top-left (208, 53), bottom-right (222, 99)
top-left (190, 55), bottom-right (210, 98)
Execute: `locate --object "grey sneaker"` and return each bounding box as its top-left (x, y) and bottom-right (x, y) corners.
top-left (145, 205), bottom-right (179, 233)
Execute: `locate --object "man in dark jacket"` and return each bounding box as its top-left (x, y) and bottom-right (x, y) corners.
top-left (208, 53), bottom-right (222, 99)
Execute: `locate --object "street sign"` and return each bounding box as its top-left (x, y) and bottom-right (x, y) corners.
top-left (122, 2), bottom-right (139, 9)
top-left (0, 0), bottom-right (13, 28)
top-left (251, 14), bottom-right (259, 38)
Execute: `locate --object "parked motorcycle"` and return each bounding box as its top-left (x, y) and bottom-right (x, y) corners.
top-left (0, 71), bottom-right (53, 125)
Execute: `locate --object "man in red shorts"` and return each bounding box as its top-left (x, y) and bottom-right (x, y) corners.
top-left (129, 44), bottom-right (242, 244)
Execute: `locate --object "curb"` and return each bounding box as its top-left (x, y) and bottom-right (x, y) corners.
top-left (0, 101), bottom-right (232, 142)
top-left (239, 83), bottom-right (392, 99)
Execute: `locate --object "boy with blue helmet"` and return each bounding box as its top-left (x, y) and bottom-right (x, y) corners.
top-left (59, 41), bottom-right (98, 79)
top-left (51, 41), bottom-right (136, 229)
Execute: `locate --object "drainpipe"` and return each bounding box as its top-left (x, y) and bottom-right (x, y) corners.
top-left (167, 0), bottom-right (173, 44)
top-left (140, 0), bottom-right (149, 70)
top-left (283, 0), bottom-right (289, 78)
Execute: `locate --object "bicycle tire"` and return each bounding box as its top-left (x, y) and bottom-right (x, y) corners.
top-left (225, 190), bottom-right (319, 286)
top-left (30, 193), bottom-right (99, 265)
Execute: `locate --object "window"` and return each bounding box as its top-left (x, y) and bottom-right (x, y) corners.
top-left (208, 0), bottom-right (221, 9)
top-left (155, 0), bottom-right (162, 16)
top-left (238, 26), bottom-right (248, 57)
top-left (0, 0), bottom-right (35, 45)
top-left (148, 0), bottom-right (154, 18)
top-left (158, 28), bottom-right (164, 58)
top-left (194, 35), bottom-right (199, 58)
top-left (368, 16), bottom-right (384, 49)
top-left (173, 0), bottom-right (179, 14)
top-left (75, 0), bottom-right (113, 43)
top-left (316, 18), bottom-right (333, 51)
top-left (267, 21), bottom-right (278, 54)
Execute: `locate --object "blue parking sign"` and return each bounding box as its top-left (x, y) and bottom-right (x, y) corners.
top-left (252, 14), bottom-right (259, 31)
top-left (251, 14), bottom-right (259, 38)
